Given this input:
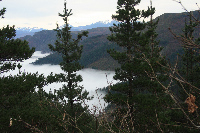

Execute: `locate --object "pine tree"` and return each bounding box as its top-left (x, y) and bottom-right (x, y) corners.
top-left (105, 0), bottom-right (157, 113)
top-left (48, 0), bottom-right (90, 109)
top-left (0, 3), bottom-right (71, 132)
top-left (0, 2), bottom-right (50, 132)
top-left (0, 26), bottom-right (35, 73)
top-left (0, 2), bottom-right (35, 73)
top-left (104, 0), bottom-right (168, 132)
top-left (179, 12), bottom-right (200, 99)
top-left (142, 1), bottom-right (167, 93)
top-left (48, 1), bottom-right (93, 132)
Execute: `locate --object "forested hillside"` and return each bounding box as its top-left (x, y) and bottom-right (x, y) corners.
top-left (20, 10), bottom-right (200, 70)
top-left (33, 34), bottom-right (121, 70)
top-left (156, 11), bottom-right (200, 59)
top-left (20, 27), bottom-right (111, 52)
top-left (2, 0), bottom-right (200, 132)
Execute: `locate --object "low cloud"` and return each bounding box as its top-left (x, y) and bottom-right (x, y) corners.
top-left (3, 51), bottom-right (118, 112)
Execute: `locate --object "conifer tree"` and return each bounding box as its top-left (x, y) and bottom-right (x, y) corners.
top-left (142, 1), bottom-right (167, 93)
top-left (179, 13), bottom-right (200, 99)
top-left (0, 2), bottom-right (50, 132)
top-left (48, 1), bottom-right (93, 132)
top-left (104, 0), bottom-right (168, 131)
top-left (0, 24), bottom-right (35, 73)
top-left (105, 0), bottom-right (157, 113)
top-left (48, 1), bottom-right (90, 109)
top-left (0, 2), bottom-right (34, 73)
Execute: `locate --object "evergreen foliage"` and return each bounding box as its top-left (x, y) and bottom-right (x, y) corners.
top-left (104, 0), bottom-right (170, 132)
top-left (0, 5), bottom-right (34, 72)
top-left (48, 1), bottom-right (90, 109)
top-left (0, 2), bottom-right (51, 132)
top-left (2, 0), bottom-right (200, 132)
top-left (175, 12), bottom-right (200, 128)
top-left (1, 1), bottom-right (96, 132)
top-left (0, 26), bottom-right (35, 73)
top-left (48, 2), bottom-right (93, 132)
top-left (179, 13), bottom-right (200, 98)
top-left (105, 0), bottom-right (164, 110)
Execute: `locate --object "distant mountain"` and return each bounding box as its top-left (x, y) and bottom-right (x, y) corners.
top-left (33, 34), bottom-right (121, 70)
top-left (20, 30), bottom-right (58, 53)
top-left (70, 20), bottom-right (118, 31)
top-left (20, 10), bottom-right (200, 70)
top-left (15, 20), bottom-right (117, 38)
top-left (155, 10), bottom-right (200, 60)
top-left (15, 27), bottom-right (46, 38)
top-left (20, 27), bottom-right (111, 53)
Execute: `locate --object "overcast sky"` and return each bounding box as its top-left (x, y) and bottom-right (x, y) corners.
top-left (0, 0), bottom-right (199, 30)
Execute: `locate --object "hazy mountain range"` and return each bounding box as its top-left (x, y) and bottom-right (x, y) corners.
top-left (15, 27), bottom-right (46, 38)
top-left (16, 20), bottom-right (118, 38)
top-left (19, 10), bottom-right (200, 70)
top-left (70, 20), bottom-right (118, 31)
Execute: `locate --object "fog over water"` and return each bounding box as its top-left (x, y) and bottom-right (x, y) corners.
top-left (3, 51), bottom-right (118, 113)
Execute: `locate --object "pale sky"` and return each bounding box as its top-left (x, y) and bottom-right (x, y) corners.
top-left (0, 0), bottom-right (199, 30)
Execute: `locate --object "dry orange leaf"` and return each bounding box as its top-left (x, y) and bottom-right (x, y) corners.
top-left (63, 113), bottom-right (66, 120)
top-left (185, 94), bottom-right (198, 113)
top-left (9, 118), bottom-right (12, 127)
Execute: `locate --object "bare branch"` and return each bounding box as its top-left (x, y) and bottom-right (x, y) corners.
top-left (168, 28), bottom-right (200, 49)
top-left (142, 53), bottom-right (200, 129)
top-left (155, 109), bottom-right (164, 133)
top-left (173, 0), bottom-right (200, 23)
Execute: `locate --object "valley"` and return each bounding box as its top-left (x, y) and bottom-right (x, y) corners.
top-left (19, 10), bottom-right (200, 71)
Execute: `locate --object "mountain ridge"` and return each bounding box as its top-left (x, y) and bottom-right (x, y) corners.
top-left (16, 20), bottom-right (118, 38)
top-left (20, 10), bottom-right (200, 70)
top-left (15, 27), bottom-right (46, 38)
top-left (70, 20), bottom-right (118, 31)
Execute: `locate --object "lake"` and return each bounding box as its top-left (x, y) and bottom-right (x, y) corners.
top-left (3, 51), bottom-right (118, 113)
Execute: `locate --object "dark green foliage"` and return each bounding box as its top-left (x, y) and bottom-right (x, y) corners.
top-left (175, 13), bottom-right (200, 117)
top-left (0, 25), bottom-right (35, 60)
top-left (133, 94), bottom-right (200, 132)
top-left (47, 2), bottom-right (94, 132)
top-left (0, 3), bottom-right (52, 132)
top-left (0, 71), bottom-right (95, 132)
top-left (0, 3), bottom-right (76, 132)
top-left (179, 13), bottom-right (200, 93)
top-left (173, 13), bottom-right (200, 130)
top-left (0, 25), bottom-right (35, 73)
top-left (0, 6), bottom-right (6, 18)
top-left (34, 34), bottom-right (121, 70)
top-left (104, 91), bottom-right (200, 132)
top-left (105, 0), bottom-right (165, 109)
top-left (104, 0), bottom-right (169, 132)
top-left (33, 52), bottom-right (63, 65)
top-left (48, 1), bottom-right (90, 108)
top-left (1, 73), bottom-right (52, 132)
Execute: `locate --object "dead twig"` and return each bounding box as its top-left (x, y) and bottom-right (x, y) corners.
top-left (168, 28), bottom-right (200, 49)
top-left (142, 53), bottom-right (200, 129)
top-left (155, 109), bottom-right (164, 133)
top-left (173, 0), bottom-right (200, 23)
top-left (10, 117), bottom-right (44, 133)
